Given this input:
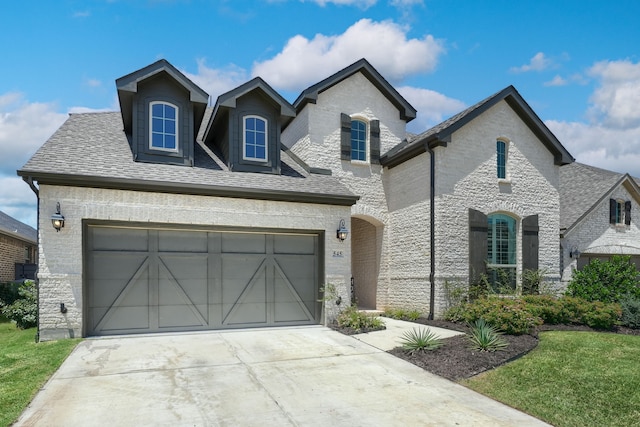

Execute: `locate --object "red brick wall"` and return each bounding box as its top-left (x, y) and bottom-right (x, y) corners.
top-left (0, 233), bottom-right (36, 282)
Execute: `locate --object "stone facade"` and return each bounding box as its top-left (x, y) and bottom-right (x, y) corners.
top-left (36, 184), bottom-right (351, 340)
top-left (561, 182), bottom-right (640, 286)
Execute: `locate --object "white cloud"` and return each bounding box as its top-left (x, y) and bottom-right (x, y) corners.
top-left (397, 86), bottom-right (466, 133)
top-left (510, 52), bottom-right (552, 73)
top-left (251, 19), bottom-right (445, 91)
top-left (84, 78), bottom-right (102, 88)
top-left (587, 59), bottom-right (640, 129)
top-left (0, 93), bottom-right (67, 175)
top-left (547, 120), bottom-right (640, 177)
top-left (544, 75), bottom-right (567, 87)
top-left (303, 0), bottom-right (377, 8)
top-left (183, 58), bottom-right (250, 102)
top-left (0, 176), bottom-right (37, 228)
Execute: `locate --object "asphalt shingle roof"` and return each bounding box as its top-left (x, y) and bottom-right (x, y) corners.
top-left (19, 112), bottom-right (357, 205)
top-left (0, 211), bottom-right (36, 243)
top-left (559, 162), bottom-right (627, 231)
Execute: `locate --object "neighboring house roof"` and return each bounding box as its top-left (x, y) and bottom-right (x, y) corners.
top-left (116, 59), bottom-right (209, 136)
top-left (559, 162), bottom-right (640, 235)
top-left (381, 85), bottom-right (575, 168)
top-left (291, 58), bottom-right (417, 122)
top-left (17, 112), bottom-right (358, 206)
top-left (0, 211), bottom-right (36, 244)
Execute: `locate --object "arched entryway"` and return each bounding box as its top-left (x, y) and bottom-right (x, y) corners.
top-left (351, 216), bottom-right (382, 309)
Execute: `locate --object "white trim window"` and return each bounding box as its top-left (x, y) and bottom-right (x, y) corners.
top-left (150, 101), bottom-right (178, 152)
top-left (496, 138), bottom-right (509, 180)
top-left (351, 119), bottom-right (367, 162)
top-left (487, 213), bottom-right (517, 291)
top-left (243, 115), bottom-right (268, 162)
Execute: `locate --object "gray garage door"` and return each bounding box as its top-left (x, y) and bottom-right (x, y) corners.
top-left (86, 225), bottom-right (320, 336)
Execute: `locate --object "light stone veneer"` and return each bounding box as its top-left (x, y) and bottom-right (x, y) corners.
top-left (37, 184), bottom-right (352, 341)
top-left (561, 184), bottom-right (640, 286)
top-left (284, 72), bottom-right (407, 313)
top-left (426, 101), bottom-right (562, 313)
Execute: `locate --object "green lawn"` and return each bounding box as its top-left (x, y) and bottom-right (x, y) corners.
top-left (464, 331), bottom-right (640, 427)
top-left (0, 315), bottom-right (80, 427)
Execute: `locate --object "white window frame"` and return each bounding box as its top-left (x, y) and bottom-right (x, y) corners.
top-left (243, 115), bottom-right (268, 162)
top-left (350, 117), bottom-right (368, 163)
top-left (496, 137), bottom-right (510, 182)
top-left (615, 199), bottom-right (625, 225)
top-left (149, 101), bottom-right (179, 152)
top-left (487, 213), bottom-right (517, 291)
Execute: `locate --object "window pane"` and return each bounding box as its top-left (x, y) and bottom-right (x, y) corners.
top-left (246, 132), bottom-right (255, 145)
top-left (246, 117), bottom-right (255, 130)
top-left (255, 118), bottom-right (265, 132)
top-left (165, 119), bottom-right (175, 134)
top-left (165, 105), bottom-right (175, 120)
top-left (255, 146), bottom-right (265, 159)
top-left (246, 145), bottom-right (255, 158)
top-left (165, 135), bottom-right (176, 150)
top-left (497, 140), bottom-right (506, 179)
top-left (152, 118), bottom-right (163, 133)
top-left (151, 133), bottom-right (163, 148)
top-left (152, 103), bottom-right (163, 117)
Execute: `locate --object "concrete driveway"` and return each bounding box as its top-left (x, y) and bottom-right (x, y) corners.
top-left (15, 325), bottom-right (550, 426)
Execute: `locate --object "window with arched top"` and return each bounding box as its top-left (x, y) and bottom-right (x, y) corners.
top-left (243, 115), bottom-right (268, 162)
top-left (487, 213), bottom-right (516, 290)
top-left (150, 101), bottom-right (178, 152)
top-left (351, 119), bottom-right (367, 161)
top-left (496, 139), bottom-right (507, 179)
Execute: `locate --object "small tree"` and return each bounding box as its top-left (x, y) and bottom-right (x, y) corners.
top-left (567, 255), bottom-right (640, 303)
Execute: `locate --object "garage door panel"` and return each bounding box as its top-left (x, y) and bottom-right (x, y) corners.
top-left (159, 230), bottom-right (208, 252)
top-left (91, 228), bottom-right (148, 251)
top-left (87, 226), bottom-right (319, 336)
top-left (274, 235), bottom-right (316, 255)
top-left (222, 234), bottom-right (266, 253)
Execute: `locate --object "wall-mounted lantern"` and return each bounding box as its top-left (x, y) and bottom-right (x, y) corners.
top-left (51, 202), bottom-right (65, 232)
top-left (336, 219), bottom-right (349, 242)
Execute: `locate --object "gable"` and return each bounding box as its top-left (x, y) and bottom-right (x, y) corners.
top-left (382, 85), bottom-right (574, 169)
top-left (116, 59), bottom-right (209, 167)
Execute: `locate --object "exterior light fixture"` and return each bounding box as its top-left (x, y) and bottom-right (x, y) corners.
top-left (51, 202), bottom-right (65, 232)
top-left (569, 246), bottom-right (580, 258)
top-left (336, 219), bottom-right (349, 242)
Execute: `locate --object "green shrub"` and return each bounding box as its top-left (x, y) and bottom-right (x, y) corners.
top-left (337, 305), bottom-right (384, 332)
top-left (1, 281), bottom-right (37, 329)
top-left (0, 281), bottom-right (22, 307)
top-left (444, 296), bottom-right (542, 335)
top-left (399, 328), bottom-right (443, 353)
top-left (580, 301), bottom-right (621, 329)
top-left (383, 307), bottom-right (421, 321)
top-left (620, 296), bottom-right (640, 329)
top-left (567, 255), bottom-right (640, 303)
top-left (522, 268), bottom-right (549, 295)
top-left (522, 294), bottom-right (568, 324)
top-left (467, 319), bottom-right (508, 352)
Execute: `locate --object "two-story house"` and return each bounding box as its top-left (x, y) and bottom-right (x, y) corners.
top-left (21, 58), bottom-right (586, 341)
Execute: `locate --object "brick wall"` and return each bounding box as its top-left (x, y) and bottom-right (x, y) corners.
top-left (0, 233), bottom-right (36, 282)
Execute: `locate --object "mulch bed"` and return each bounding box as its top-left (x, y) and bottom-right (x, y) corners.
top-left (331, 319), bottom-right (639, 382)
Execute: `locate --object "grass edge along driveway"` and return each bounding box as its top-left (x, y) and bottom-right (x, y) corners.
top-left (0, 318), bottom-right (80, 427)
top-left (464, 331), bottom-right (640, 427)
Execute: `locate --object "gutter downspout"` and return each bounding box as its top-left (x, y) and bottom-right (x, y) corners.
top-left (427, 145), bottom-right (436, 320)
top-left (22, 176), bottom-right (40, 342)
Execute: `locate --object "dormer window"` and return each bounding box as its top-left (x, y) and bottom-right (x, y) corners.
top-left (150, 101), bottom-right (178, 152)
top-left (243, 115), bottom-right (268, 162)
top-left (610, 198), bottom-right (632, 226)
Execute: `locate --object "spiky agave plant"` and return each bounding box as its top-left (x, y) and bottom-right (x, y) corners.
top-left (399, 327), bottom-right (443, 353)
top-left (467, 318), bottom-right (508, 352)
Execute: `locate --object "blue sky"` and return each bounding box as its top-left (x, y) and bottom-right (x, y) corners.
top-left (2, 0), bottom-right (640, 229)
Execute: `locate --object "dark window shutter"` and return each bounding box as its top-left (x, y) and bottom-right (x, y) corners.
top-left (610, 198), bottom-right (617, 224)
top-left (340, 113), bottom-right (351, 161)
top-left (370, 119), bottom-right (380, 164)
top-left (625, 200), bottom-right (632, 225)
top-left (469, 209), bottom-right (488, 284)
top-left (522, 215), bottom-right (539, 272)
